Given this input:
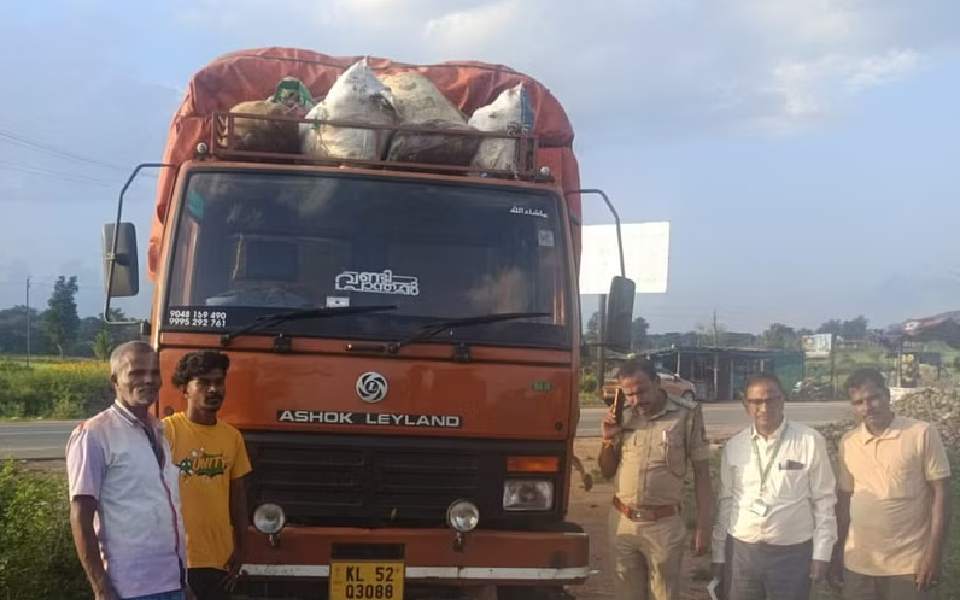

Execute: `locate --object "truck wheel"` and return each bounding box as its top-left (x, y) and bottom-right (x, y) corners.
top-left (682, 391), bottom-right (695, 403)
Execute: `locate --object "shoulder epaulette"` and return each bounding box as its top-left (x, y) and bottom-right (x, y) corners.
top-left (670, 395), bottom-right (699, 411)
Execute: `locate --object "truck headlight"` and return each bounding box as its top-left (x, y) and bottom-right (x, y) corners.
top-left (503, 480), bottom-right (554, 511)
top-left (446, 499), bottom-right (480, 532)
top-left (253, 503), bottom-right (286, 534)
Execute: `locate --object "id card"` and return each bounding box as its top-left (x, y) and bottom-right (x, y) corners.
top-left (749, 499), bottom-right (769, 517)
top-left (707, 578), bottom-right (721, 600)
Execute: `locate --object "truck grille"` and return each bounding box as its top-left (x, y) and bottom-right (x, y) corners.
top-left (243, 431), bottom-right (564, 528)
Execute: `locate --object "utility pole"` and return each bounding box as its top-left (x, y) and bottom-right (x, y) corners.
top-left (25, 276), bottom-right (31, 366)
top-left (829, 332), bottom-right (837, 398)
top-left (713, 309), bottom-right (719, 347)
top-left (597, 294), bottom-right (607, 404)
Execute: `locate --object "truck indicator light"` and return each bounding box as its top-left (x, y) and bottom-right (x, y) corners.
top-left (506, 456), bottom-right (559, 473)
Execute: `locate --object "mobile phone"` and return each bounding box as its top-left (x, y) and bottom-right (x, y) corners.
top-left (614, 388), bottom-right (625, 426)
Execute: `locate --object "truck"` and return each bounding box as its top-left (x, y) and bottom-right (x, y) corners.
top-left (102, 48), bottom-right (634, 599)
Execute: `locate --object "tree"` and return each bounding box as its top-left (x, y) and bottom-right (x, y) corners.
top-left (646, 331), bottom-right (701, 349)
top-left (840, 315), bottom-right (869, 341)
top-left (0, 305), bottom-right (48, 354)
top-left (761, 322), bottom-right (800, 350)
top-left (584, 310), bottom-right (600, 345)
top-left (695, 319), bottom-right (727, 347)
top-left (726, 332), bottom-right (759, 347)
top-left (42, 276), bottom-right (79, 357)
top-left (77, 308), bottom-right (140, 358)
top-left (631, 316), bottom-right (649, 351)
top-left (92, 329), bottom-right (112, 360)
top-left (817, 319), bottom-right (842, 336)
top-left (816, 316), bottom-right (869, 341)
top-left (75, 316), bottom-right (104, 357)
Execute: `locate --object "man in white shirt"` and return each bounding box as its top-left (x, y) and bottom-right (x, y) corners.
top-left (66, 341), bottom-right (189, 600)
top-left (711, 374), bottom-right (837, 600)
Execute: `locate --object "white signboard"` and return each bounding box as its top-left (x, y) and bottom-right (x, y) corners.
top-left (579, 222), bottom-right (670, 295)
top-left (801, 333), bottom-right (833, 358)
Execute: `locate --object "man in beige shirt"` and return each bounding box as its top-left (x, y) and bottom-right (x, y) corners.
top-left (830, 368), bottom-right (951, 599)
top-left (599, 358), bottom-right (713, 600)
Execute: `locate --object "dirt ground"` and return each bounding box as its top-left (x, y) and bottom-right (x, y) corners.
top-left (567, 439), bottom-right (712, 600)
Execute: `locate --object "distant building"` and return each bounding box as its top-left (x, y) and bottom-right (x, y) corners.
top-left (902, 310), bottom-right (960, 342)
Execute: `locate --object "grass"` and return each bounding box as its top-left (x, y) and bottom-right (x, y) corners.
top-left (0, 461), bottom-right (89, 599)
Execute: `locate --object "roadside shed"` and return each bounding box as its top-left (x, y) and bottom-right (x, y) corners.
top-left (647, 346), bottom-right (803, 402)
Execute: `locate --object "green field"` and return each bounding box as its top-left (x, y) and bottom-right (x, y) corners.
top-left (0, 356), bottom-right (111, 419)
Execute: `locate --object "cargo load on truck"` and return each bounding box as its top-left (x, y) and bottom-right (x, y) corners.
top-left (380, 71), bottom-right (480, 166)
top-left (300, 58), bottom-right (398, 161)
top-left (148, 47), bottom-right (582, 279)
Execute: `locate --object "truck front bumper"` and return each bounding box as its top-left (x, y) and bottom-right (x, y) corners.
top-left (240, 525), bottom-right (591, 585)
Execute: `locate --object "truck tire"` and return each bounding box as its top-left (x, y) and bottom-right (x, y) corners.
top-left (682, 390), bottom-right (695, 403)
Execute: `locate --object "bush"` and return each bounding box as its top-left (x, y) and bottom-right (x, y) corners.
top-left (0, 359), bottom-right (111, 418)
top-left (0, 461), bottom-right (89, 599)
top-left (579, 374), bottom-right (598, 394)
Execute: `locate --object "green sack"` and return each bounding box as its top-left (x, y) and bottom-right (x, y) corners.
top-left (271, 77), bottom-right (315, 110)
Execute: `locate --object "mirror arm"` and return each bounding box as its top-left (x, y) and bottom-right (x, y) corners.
top-left (566, 189), bottom-right (625, 278)
top-left (104, 162), bottom-right (174, 325)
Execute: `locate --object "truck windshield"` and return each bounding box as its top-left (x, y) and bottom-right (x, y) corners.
top-left (164, 170), bottom-right (571, 348)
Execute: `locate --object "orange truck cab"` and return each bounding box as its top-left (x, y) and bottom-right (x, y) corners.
top-left (101, 49), bottom-right (634, 599)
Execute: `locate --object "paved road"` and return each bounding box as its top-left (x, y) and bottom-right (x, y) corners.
top-left (0, 401), bottom-right (852, 459)
top-left (0, 420), bottom-right (80, 459)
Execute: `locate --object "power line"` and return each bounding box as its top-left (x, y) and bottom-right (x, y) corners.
top-left (0, 159), bottom-right (113, 187)
top-left (0, 127), bottom-right (158, 182)
top-left (0, 128), bottom-right (129, 172)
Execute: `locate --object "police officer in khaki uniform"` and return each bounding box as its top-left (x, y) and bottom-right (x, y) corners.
top-left (600, 358), bottom-right (713, 600)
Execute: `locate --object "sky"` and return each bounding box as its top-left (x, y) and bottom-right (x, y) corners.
top-left (1, 0), bottom-right (958, 334)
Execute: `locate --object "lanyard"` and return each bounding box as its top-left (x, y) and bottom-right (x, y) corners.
top-left (751, 422), bottom-right (788, 493)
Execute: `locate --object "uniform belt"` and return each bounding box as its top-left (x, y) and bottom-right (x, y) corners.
top-left (612, 497), bottom-right (678, 522)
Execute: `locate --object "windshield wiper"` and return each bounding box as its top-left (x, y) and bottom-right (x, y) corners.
top-left (347, 312), bottom-right (550, 355)
top-left (220, 305), bottom-right (397, 346)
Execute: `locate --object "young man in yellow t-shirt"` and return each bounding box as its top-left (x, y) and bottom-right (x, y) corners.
top-left (163, 351), bottom-right (251, 600)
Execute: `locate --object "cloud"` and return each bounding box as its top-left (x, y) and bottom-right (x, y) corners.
top-left (423, 1), bottom-right (517, 50)
top-left (847, 48), bottom-right (923, 90)
top-left (163, 0), bottom-right (957, 139)
top-left (753, 47), bottom-right (924, 133)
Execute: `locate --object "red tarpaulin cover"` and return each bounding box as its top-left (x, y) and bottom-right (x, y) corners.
top-left (148, 48), bottom-right (581, 279)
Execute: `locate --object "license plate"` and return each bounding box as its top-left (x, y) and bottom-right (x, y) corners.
top-left (329, 560), bottom-right (404, 600)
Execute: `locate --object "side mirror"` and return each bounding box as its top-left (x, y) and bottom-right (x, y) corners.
top-left (102, 223), bottom-right (140, 297)
top-left (603, 276), bottom-right (635, 352)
